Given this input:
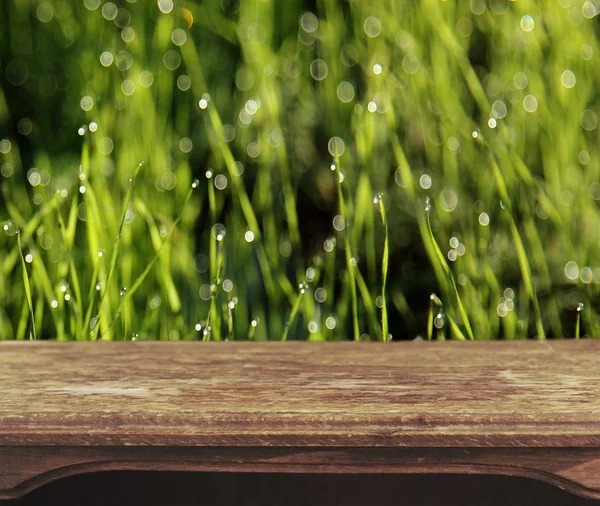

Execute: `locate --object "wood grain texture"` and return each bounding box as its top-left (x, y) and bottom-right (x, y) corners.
top-left (1, 341), bottom-right (600, 499)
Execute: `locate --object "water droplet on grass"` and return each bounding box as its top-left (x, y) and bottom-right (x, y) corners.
top-left (324, 237), bottom-right (336, 252)
top-left (420, 174), bottom-right (432, 189)
top-left (3, 221), bottom-right (17, 236)
top-left (337, 82), bottom-right (355, 103)
top-left (158, 0), bottom-right (173, 14)
top-left (497, 303), bottom-right (508, 317)
top-left (332, 215), bottom-right (345, 231)
top-left (1, 163), bottom-right (13, 178)
top-left (520, 15), bottom-right (534, 32)
top-left (577, 302), bottom-right (585, 312)
top-left (310, 59), bottom-right (328, 81)
top-left (565, 261), bottom-right (579, 280)
top-left (300, 12), bottom-right (318, 33)
top-left (561, 70), bottom-right (576, 88)
top-left (328, 137), bottom-right (345, 157)
top-left (581, 109), bottom-right (598, 130)
top-left (430, 293), bottom-right (443, 306)
top-left (199, 285), bottom-right (211, 300)
top-left (120, 287), bottom-right (127, 296)
top-left (299, 281), bottom-right (309, 294)
top-left (100, 51), bottom-right (114, 67)
top-left (581, 267), bottom-right (593, 284)
top-left (171, 28), bottom-right (187, 46)
top-left (523, 94), bottom-right (538, 113)
top-left (364, 16), bottom-right (382, 37)
top-left (80, 96), bottom-right (94, 111)
top-left (315, 287), bottom-right (327, 303)
top-left (212, 223), bottom-right (226, 241)
top-left (214, 174), bottom-right (228, 190)
top-left (434, 312), bottom-right (445, 329)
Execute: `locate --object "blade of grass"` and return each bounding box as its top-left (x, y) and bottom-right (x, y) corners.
top-left (96, 161), bottom-right (144, 339)
top-left (282, 283), bottom-right (307, 342)
top-left (375, 193), bottom-right (389, 342)
top-left (17, 231), bottom-right (36, 340)
top-left (425, 198), bottom-right (475, 340)
top-left (333, 149), bottom-right (360, 342)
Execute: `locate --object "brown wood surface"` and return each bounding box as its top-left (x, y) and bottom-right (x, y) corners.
top-left (1, 340), bottom-right (600, 500)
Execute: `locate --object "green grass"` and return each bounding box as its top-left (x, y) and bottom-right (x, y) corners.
top-left (1, 0), bottom-right (599, 340)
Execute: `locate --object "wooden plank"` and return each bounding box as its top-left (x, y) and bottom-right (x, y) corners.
top-left (1, 341), bottom-right (600, 500)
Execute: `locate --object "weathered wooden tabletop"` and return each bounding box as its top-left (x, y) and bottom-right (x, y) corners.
top-left (1, 340), bottom-right (600, 500)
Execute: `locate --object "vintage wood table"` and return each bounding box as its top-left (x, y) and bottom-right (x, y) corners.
top-left (1, 340), bottom-right (600, 505)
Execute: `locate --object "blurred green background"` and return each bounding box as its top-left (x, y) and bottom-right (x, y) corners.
top-left (1, 0), bottom-right (600, 341)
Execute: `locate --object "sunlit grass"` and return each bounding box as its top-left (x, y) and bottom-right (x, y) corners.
top-left (1, 0), bottom-right (599, 340)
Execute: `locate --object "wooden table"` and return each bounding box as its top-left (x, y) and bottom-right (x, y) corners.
top-left (1, 341), bottom-right (600, 504)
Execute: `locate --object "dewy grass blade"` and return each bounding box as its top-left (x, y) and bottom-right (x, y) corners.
top-left (425, 198), bottom-right (474, 341)
top-left (333, 150), bottom-right (360, 342)
top-left (576, 303), bottom-right (583, 339)
top-left (375, 193), bottom-right (389, 342)
top-left (57, 201), bottom-right (84, 339)
top-left (96, 161), bottom-right (144, 338)
top-left (82, 254), bottom-right (103, 339)
top-left (17, 231), bottom-right (36, 340)
top-left (282, 282), bottom-right (307, 342)
top-left (204, 244), bottom-right (224, 342)
top-left (354, 266), bottom-right (381, 340)
top-left (2, 195), bottom-right (60, 275)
